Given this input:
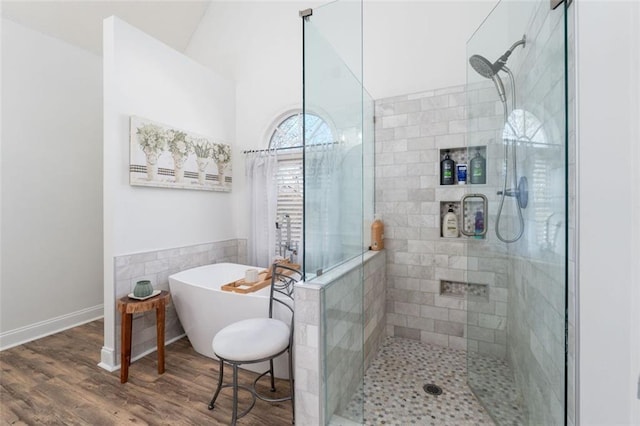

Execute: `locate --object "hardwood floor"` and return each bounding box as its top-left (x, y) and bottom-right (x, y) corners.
top-left (0, 320), bottom-right (293, 425)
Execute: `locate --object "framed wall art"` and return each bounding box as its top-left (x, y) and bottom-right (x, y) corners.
top-left (129, 116), bottom-right (232, 192)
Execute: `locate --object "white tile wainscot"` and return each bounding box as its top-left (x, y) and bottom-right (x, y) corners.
top-left (112, 239), bottom-right (247, 366)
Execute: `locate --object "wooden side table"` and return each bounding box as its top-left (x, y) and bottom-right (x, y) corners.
top-left (117, 290), bottom-right (171, 384)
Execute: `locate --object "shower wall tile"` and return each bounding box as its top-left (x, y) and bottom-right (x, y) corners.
top-left (293, 283), bottom-right (323, 425)
top-left (375, 84), bottom-right (508, 357)
top-left (294, 251), bottom-right (386, 425)
top-left (112, 238), bottom-right (246, 366)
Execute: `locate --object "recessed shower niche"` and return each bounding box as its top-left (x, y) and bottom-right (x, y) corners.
top-left (439, 145), bottom-right (487, 186)
top-left (440, 280), bottom-right (488, 300)
top-left (440, 199), bottom-right (486, 239)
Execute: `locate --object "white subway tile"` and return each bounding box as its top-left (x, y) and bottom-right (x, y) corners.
top-left (420, 330), bottom-right (449, 347)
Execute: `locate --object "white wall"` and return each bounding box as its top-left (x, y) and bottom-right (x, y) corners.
top-left (0, 18), bottom-right (103, 348)
top-left (363, 1), bottom-right (497, 99)
top-left (633, 5), bottom-right (640, 424)
top-left (185, 1), bottom-right (322, 240)
top-left (101, 16), bottom-right (236, 367)
top-left (576, 1), bottom-right (640, 423)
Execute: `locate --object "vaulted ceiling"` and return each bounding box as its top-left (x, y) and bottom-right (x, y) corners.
top-left (1, 1), bottom-right (212, 55)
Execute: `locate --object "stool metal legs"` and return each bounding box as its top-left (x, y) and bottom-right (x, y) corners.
top-left (207, 358), bottom-right (256, 426)
top-left (207, 354), bottom-right (294, 425)
top-left (208, 358), bottom-right (224, 410)
top-left (288, 348), bottom-right (295, 424)
top-left (269, 359), bottom-right (276, 392)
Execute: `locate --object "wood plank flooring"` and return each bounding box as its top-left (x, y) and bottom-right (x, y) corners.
top-left (0, 320), bottom-right (293, 425)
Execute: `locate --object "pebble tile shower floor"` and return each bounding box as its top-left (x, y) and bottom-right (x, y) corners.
top-left (332, 337), bottom-right (525, 425)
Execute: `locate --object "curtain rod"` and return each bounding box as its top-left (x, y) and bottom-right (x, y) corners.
top-left (242, 141), bottom-right (339, 154)
top-left (242, 145), bottom-right (302, 154)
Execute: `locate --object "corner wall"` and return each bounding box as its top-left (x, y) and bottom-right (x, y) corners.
top-left (1, 18), bottom-right (103, 349)
top-left (101, 17), bottom-right (237, 369)
top-left (576, 1), bottom-right (640, 423)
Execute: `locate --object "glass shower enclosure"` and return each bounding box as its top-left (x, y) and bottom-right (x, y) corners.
top-left (302, 0), bottom-right (569, 424)
top-left (465, 1), bottom-right (568, 425)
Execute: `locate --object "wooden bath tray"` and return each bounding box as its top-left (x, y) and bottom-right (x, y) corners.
top-left (221, 270), bottom-right (271, 294)
top-left (220, 262), bottom-right (301, 294)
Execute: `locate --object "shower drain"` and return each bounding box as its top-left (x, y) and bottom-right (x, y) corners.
top-left (423, 384), bottom-right (443, 396)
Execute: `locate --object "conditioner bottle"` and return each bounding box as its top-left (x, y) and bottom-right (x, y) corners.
top-left (470, 149), bottom-right (486, 184)
top-left (442, 205), bottom-right (459, 238)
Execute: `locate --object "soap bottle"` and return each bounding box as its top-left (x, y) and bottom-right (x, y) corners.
top-left (371, 216), bottom-right (384, 251)
top-left (442, 204), bottom-right (459, 238)
top-left (440, 151), bottom-right (455, 185)
top-left (474, 210), bottom-right (484, 239)
top-left (470, 149), bottom-right (486, 184)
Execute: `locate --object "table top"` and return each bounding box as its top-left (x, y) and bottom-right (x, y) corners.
top-left (117, 290), bottom-right (170, 314)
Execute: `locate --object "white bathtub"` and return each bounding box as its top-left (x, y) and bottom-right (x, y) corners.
top-left (169, 263), bottom-right (293, 378)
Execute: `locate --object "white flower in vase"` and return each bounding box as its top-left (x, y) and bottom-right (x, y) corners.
top-left (211, 143), bottom-right (231, 186)
top-left (166, 129), bottom-right (191, 182)
top-left (192, 137), bottom-right (213, 185)
top-left (136, 123), bottom-right (167, 180)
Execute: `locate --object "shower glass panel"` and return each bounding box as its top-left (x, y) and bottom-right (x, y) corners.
top-left (303, 0), bottom-right (365, 278)
top-left (303, 1), bottom-right (372, 424)
top-left (465, 1), bottom-right (568, 425)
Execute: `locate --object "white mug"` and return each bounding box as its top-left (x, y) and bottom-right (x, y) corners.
top-left (245, 269), bottom-right (259, 283)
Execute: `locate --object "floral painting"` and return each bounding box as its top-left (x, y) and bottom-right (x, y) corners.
top-left (129, 116), bottom-right (232, 192)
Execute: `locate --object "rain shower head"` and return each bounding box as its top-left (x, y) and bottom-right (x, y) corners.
top-left (468, 35), bottom-right (526, 104)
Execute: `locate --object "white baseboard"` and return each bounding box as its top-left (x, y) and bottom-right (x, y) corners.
top-left (98, 333), bottom-right (186, 372)
top-left (99, 346), bottom-right (118, 372)
top-left (0, 304), bottom-right (104, 351)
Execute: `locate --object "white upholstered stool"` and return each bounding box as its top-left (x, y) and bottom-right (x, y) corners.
top-left (207, 263), bottom-right (302, 425)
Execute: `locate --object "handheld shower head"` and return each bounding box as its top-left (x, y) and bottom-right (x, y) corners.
top-left (469, 54), bottom-right (507, 103)
top-left (468, 35), bottom-right (528, 244)
top-left (468, 35), bottom-right (526, 104)
top-left (469, 54), bottom-right (495, 79)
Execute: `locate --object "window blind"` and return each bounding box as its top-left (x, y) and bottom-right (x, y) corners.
top-left (275, 156), bottom-right (303, 256)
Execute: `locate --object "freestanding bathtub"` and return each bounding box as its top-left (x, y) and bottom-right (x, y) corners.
top-left (168, 263), bottom-right (293, 378)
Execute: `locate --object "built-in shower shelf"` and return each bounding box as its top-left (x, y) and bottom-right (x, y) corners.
top-left (439, 201), bottom-right (486, 240)
top-left (439, 201), bottom-right (461, 238)
top-left (438, 145), bottom-right (487, 186)
top-left (440, 280), bottom-right (488, 300)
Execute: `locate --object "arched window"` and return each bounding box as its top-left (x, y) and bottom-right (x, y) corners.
top-left (268, 112), bottom-right (333, 258)
top-left (504, 109), bottom-right (563, 252)
top-left (269, 112), bottom-right (333, 149)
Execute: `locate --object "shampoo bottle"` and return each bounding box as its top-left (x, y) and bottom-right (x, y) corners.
top-left (470, 149), bottom-right (486, 184)
top-left (442, 205), bottom-right (459, 238)
top-left (371, 216), bottom-right (384, 251)
top-left (440, 151), bottom-right (455, 185)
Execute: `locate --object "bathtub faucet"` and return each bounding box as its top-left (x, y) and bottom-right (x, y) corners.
top-left (283, 241), bottom-right (298, 264)
top-left (276, 214), bottom-right (298, 263)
